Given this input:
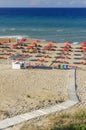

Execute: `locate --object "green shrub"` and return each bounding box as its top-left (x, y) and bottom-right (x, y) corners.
top-left (74, 110), bottom-right (86, 119)
top-left (51, 124), bottom-right (86, 130)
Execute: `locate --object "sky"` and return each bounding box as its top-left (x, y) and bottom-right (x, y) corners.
top-left (0, 0), bottom-right (86, 7)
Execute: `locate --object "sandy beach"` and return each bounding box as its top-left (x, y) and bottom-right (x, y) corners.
top-left (76, 70), bottom-right (86, 106)
top-left (0, 64), bottom-right (68, 120)
top-left (0, 38), bottom-right (86, 128)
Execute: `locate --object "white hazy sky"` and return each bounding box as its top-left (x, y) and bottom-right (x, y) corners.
top-left (0, 0), bottom-right (86, 7)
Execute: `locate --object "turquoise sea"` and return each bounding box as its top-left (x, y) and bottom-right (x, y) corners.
top-left (0, 8), bottom-right (86, 43)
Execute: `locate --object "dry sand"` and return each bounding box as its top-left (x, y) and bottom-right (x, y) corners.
top-left (0, 64), bottom-right (68, 120)
top-left (0, 38), bottom-right (86, 130)
top-left (76, 70), bottom-right (86, 106)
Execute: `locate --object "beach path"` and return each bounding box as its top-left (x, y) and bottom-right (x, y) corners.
top-left (0, 69), bottom-right (79, 129)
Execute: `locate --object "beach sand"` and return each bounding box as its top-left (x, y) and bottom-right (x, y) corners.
top-left (0, 64), bottom-right (68, 120)
top-left (76, 70), bottom-right (86, 106)
top-left (0, 38), bottom-right (86, 129)
top-left (0, 38), bottom-right (17, 43)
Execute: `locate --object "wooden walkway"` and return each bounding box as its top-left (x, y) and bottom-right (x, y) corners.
top-left (0, 69), bottom-right (79, 129)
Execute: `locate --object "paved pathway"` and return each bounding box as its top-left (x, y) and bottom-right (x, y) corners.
top-left (0, 69), bottom-right (79, 129)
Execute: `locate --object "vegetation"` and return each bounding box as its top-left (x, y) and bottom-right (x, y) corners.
top-left (20, 108), bottom-right (86, 130)
top-left (51, 109), bottom-right (86, 130)
top-left (51, 124), bottom-right (86, 130)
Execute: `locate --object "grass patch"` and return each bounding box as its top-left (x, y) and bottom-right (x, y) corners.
top-left (74, 110), bottom-right (86, 119)
top-left (51, 124), bottom-right (86, 130)
top-left (20, 108), bottom-right (86, 130)
top-left (51, 109), bottom-right (86, 130)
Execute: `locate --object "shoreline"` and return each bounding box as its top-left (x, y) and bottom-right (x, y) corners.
top-left (0, 36), bottom-right (81, 44)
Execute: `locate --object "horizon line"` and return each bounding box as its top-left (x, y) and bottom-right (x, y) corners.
top-left (0, 7), bottom-right (86, 8)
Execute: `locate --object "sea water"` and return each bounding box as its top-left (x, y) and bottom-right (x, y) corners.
top-left (0, 8), bottom-right (86, 43)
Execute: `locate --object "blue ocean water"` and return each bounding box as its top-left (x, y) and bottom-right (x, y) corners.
top-left (0, 8), bottom-right (86, 43)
